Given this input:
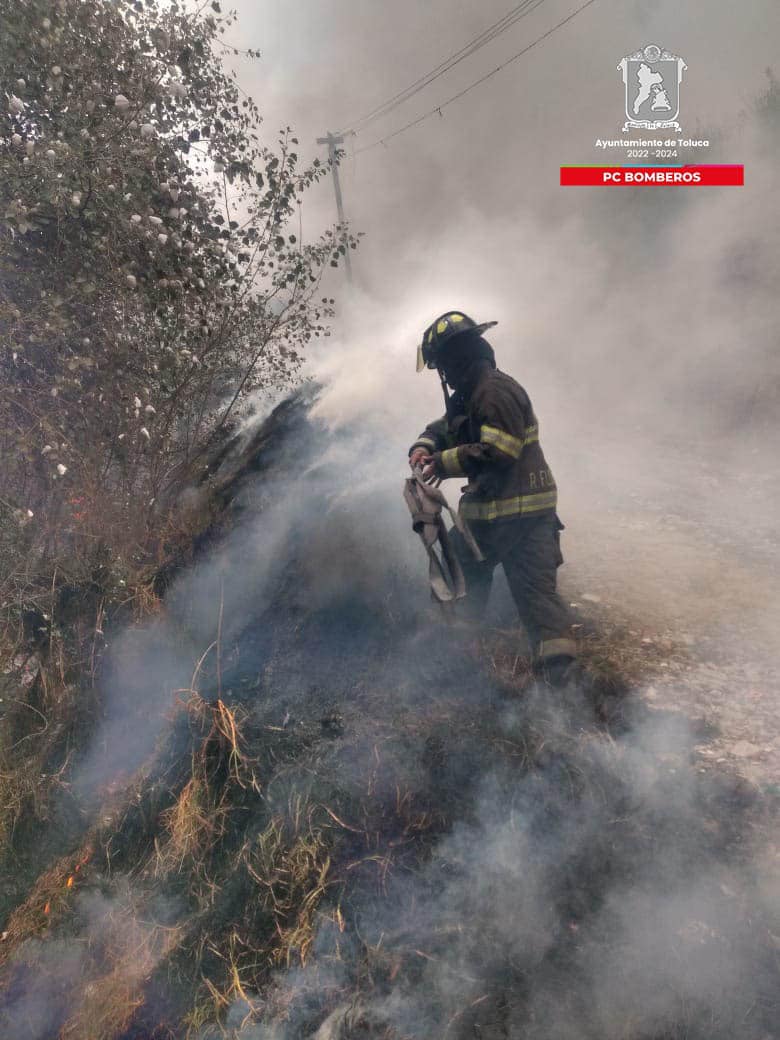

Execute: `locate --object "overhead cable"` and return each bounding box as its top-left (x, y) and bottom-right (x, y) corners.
top-left (354, 0), bottom-right (600, 155)
top-left (335, 0), bottom-right (550, 136)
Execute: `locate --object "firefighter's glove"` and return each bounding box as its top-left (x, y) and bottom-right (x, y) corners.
top-left (422, 454), bottom-right (443, 483)
top-left (409, 447), bottom-right (431, 470)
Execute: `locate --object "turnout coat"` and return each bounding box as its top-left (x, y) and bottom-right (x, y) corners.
top-left (409, 365), bottom-right (558, 523)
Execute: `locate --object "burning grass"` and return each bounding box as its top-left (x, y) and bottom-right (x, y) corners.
top-left (0, 388), bottom-right (776, 1038)
top-left (0, 625), bottom-right (776, 1040)
top-left (0, 535), bottom-right (775, 1040)
top-left (57, 900), bottom-right (181, 1040)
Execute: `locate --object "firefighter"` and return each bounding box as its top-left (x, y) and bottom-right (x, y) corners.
top-left (409, 311), bottom-right (578, 685)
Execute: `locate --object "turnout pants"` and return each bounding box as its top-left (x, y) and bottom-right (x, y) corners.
top-left (449, 514), bottom-right (577, 664)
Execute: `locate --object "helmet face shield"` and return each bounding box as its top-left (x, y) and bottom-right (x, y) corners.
top-left (416, 344), bottom-right (425, 372)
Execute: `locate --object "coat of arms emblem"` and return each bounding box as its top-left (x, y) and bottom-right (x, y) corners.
top-left (617, 44), bottom-right (687, 133)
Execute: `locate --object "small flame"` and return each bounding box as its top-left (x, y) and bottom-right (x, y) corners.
top-left (44, 902), bottom-right (50, 915)
top-left (66, 876), bottom-right (74, 888)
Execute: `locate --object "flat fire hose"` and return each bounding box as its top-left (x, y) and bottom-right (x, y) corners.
top-left (403, 467), bottom-right (484, 603)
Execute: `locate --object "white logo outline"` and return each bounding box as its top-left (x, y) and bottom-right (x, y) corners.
top-left (617, 44), bottom-right (687, 133)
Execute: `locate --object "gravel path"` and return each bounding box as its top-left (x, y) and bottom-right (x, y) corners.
top-left (560, 454), bottom-right (780, 792)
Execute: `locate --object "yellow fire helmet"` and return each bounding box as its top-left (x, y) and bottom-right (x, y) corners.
top-left (416, 311), bottom-right (498, 372)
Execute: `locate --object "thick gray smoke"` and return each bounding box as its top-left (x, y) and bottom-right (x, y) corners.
top-left (4, 4), bottom-right (779, 1036)
top-left (239, 0), bottom-right (780, 539)
top-left (3, 380), bottom-right (776, 1039)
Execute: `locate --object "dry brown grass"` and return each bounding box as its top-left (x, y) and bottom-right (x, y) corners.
top-left (247, 804), bottom-right (334, 969)
top-left (0, 562), bottom-right (165, 867)
top-left (154, 774), bottom-right (227, 878)
top-left (3, 620), bottom-right (626, 1039)
top-left (58, 899), bottom-right (182, 1040)
top-left (153, 694), bottom-right (259, 882)
top-left (182, 811), bottom-right (339, 1036)
top-left (0, 707), bottom-right (75, 857)
top-left (0, 838), bottom-right (96, 965)
top-left (210, 699), bottom-right (253, 789)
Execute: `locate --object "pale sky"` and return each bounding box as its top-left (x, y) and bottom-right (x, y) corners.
top-left (218, 0), bottom-right (780, 480)
top-left (225, 0), bottom-right (779, 283)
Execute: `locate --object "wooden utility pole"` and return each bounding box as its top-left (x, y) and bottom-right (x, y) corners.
top-left (316, 131), bottom-right (353, 283)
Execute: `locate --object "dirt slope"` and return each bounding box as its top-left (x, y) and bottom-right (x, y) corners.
top-left (0, 396), bottom-right (777, 1040)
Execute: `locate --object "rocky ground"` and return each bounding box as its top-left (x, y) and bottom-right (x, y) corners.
top-left (562, 454), bottom-right (780, 793)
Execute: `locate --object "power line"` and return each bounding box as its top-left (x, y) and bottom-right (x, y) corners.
top-left (335, 0), bottom-right (551, 137)
top-left (336, 0), bottom-right (547, 135)
top-left (355, 0), bottom-right (600, 155)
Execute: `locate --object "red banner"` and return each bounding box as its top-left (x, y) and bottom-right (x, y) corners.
top-left (560, 165), bottom-right (744, 186)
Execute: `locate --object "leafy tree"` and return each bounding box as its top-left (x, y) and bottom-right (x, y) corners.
top-left (0, 0), bottom-right (356, 572)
